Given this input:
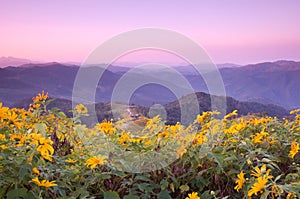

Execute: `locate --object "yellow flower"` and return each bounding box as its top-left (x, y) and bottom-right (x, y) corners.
top-left (286, 192), bottom-right (296, 199)
top-left (251, 165), bottom-right (265, 177)
top-left (246, 159), bottom-right (252, 165)
top-left (0, 134), bottom-right (6, 141)
top-left (146, 115), bottom-right (160, 127)
top-left (75, 104), bottom-right (88, 114)
top-left (196, 111), bottom-right (220, 124)
top-left (0, 102), bottom-right (9, 119)
top-left (284, 119), bottom-right (289, 125)
top-left (251, 165), bottom-right (272, 178)
top-left (0, 145), bottom-right (8, 149)
top-left (290, 109), bottom-right (300, 115)
top-left (85, 155), bottom-right (107, 169)
top-left (186, 192), bottom-right (200, 199)
top-left (30, 177), bottom-right (57, 187)
top-left (118, 132), bottom-right (131, 146)
top-left (66, 158), bottom-right (77, 163)
top-left (252, 130), bottom-right (268, 144)
top-left (157, 129), bottom-right (170, 139)
top-left (144, 139), bottom-right (152, 146)
top-left (33, 167), bottom-right (40, 176)
top-left (129, 137), bottom-right (143, 144)
top-left (10, 134), bottom-right (23, 141)
top-left (266, 136), bottom-right (275, 145)
top-left (224, 121), bottom-right (246, 134)
top-left (249, 117), bottom-right (272, 126)
top-left (177, 145), bottom-right (187, 158)
top-left (248, 175), bottom-right (269, 196)
top-left (30, 177), bottom-right (41, 185)
top-left (37, 138), bottom-right (54, 161)
top-left (28, 133), bottom-right (42, 146)
top-left (193, 132), bottom-right (207, 146)
top-left (196, 112), bottom-right (208, 124)
top-left (33, 90), bottom-right (49, 103)
top-left (29, 103), bottom-right (40, 111)
top-left (6, 111), bottom-right (20, 127)
top-left (229, 139), bottom-right (238, 143)
top-left (224, 110), bottom-right (238, 119)
top-left (289, 141), bottom-right (300, 159)
top-left (234, 171), bottom-right (245, 192)
top-left (96, 121), bottom-right (116, 135)
top-left (168, 123), bottom-right (182, 133)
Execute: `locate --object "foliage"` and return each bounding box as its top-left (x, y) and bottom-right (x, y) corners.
top-left (0, 92), bottom-right (299, 198)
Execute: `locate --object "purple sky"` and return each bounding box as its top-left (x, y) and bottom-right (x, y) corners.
top-left (1, 0), bottom-right (300, 65)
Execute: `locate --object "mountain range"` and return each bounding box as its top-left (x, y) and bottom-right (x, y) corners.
top-left (0, 60), bottom-right (300, 112)
top-left (13, 91), bottom-right (288, 126)
top-left (0, 56), bottom-right (35, 68)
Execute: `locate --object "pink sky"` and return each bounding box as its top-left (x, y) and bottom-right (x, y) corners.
top-left (1, 0), bottom-right (300, 65)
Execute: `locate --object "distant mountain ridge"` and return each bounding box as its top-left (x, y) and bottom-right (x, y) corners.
top-left (13, 91), bottom-right (288, 126)
top-left (0, 60), bottom-right (300, 110)
top-left (0, 56), bottom-right (36, 68)
top-left (219, 60), bottom-right (300, 108)
top-left (164, 92), bottom-right (288, 125)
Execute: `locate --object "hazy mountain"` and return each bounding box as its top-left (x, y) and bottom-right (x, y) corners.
top-left (219, 60), bottom-right (300, 109)
top-left (0, 63), bottom-right (79, 106)
top-left (93, 62), bottom-right (240, 76)
top-left (217, 63), bottom-right (241, 68)
top-left (108, 63), bottom-right (240, 76)
top-left (1, 60), bottom-right (300, 110)
top-left (0, 56), bottom-right (36, 68)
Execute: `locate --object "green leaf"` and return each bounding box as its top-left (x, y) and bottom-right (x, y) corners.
top-left (18, 164), bottom-right (31, 181)
top-left (134, 174), bottom-right (150, 182)
top-left (137, 183), bottom-right (150, 192)
top-left (49, 107), bottom-right (60, 113)
top-left (45, 98), bottom-right (56, 106)
top-left (104, 191), bottom-right (120, 199)
top-left (160, 179), bottom-right (169, 190)
top-left (179, 184), bottom-right (190, 192)
top-left (260, 190), bottom-right (270, 199)
top-left (157, 190), bottom-right (171, 199)
top-left (261, 158), bottom-right (272, 163)
top-left (6, 188), bottom-right (27, 199)
top-left (74, 125), bottom-right (86, 138)
top-left (71, 188), bottom-right (89, 198)
top-left (124, 194), bottom-right (140, 199)
top-left (34, 123), bottom-right (47, 136)
top-left (223, 156), bottom-right (237, 162)
top-left (209, 152), bottom-right (224, 168)
top-left (170, 183), bottom-right (175, 193)
top-left (274, 174), bottom-right (282, 182)
top-left (57, 111), bottom-right (67, 119)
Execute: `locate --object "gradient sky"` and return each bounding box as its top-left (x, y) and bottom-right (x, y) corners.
top-left (1, 0), bottom-right (300, 65)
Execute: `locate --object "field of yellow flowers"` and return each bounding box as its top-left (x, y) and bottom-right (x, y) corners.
top-left (0, 91), bottom-right (299, 199)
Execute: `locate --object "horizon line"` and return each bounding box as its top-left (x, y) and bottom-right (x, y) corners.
top-left (1, 56), bottom-right (300, 68)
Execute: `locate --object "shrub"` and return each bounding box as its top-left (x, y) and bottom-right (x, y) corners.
top-left (0, 92), bottom-right (299, 198)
